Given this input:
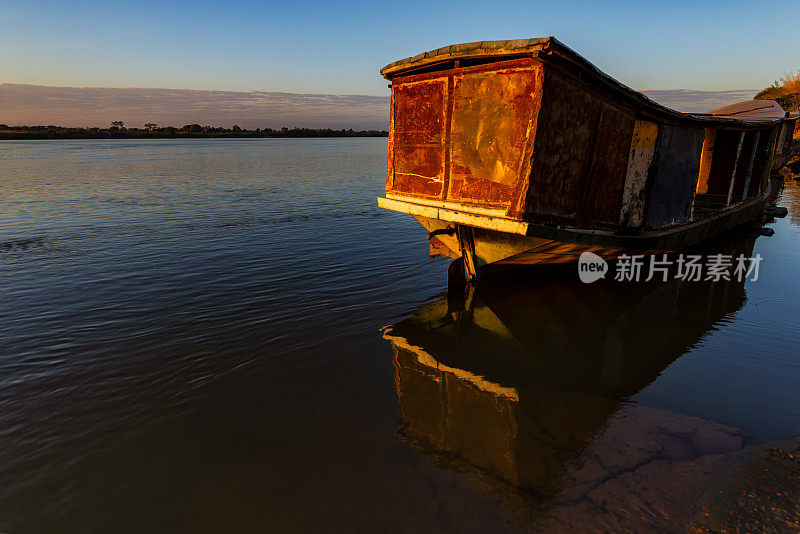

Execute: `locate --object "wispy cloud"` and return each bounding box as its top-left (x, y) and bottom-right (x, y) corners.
top-left (0, 84), bottom-right (390, 130)
top-left (0, 84), bottom-right (761, 130)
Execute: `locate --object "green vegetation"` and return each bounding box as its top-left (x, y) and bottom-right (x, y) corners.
top-left (754, 69), bottom-right (800, 112)
top-left (0, 123), bottom-right (388, 140)
top-left (756, 70), bottom-right (800, 174)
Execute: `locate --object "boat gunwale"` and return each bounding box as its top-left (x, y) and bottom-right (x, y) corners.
top-left (378, 182), bottom-right (770, 249)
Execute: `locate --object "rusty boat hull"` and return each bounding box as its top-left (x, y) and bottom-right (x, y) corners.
top-left (376, 37), bottom-right (798, 277)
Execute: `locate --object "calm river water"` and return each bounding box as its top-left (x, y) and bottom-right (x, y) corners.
top-left (1, 138), bottom-right (799, 532)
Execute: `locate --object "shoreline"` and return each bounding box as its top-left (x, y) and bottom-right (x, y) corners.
top-left (0, 127), bottom-right (388, 141)
top-left (533, 405), bottom-right (800, 533)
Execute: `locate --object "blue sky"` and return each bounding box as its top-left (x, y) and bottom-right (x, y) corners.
top-left (2, 0), bottom-right (800, 96)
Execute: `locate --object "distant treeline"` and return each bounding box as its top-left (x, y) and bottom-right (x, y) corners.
top-left (0, 123), bottom-right (388, 140)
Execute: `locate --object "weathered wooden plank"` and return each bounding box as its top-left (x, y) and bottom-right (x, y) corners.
top-left (725, 132), bottom-right (746, 206)
top-left (698, 130), bottom-right (744, 207)
top-left (377, 196), bottom-right (530, 235)
top-left (740, 131), bottom-right (760, 202)
top-left (525, 70), bottom-right (604, 225)
top-left (381, 38), bottom-right (552, 77)
top-left (526, 69), bottom-right (634, 228)
top-left (577, 104), bottom-right (635, 227)
top-left (776, 122), bottom-right (788, 155)
top-left (643, 125), bottom-right (704, 229)
top-left (385, 193), bottom-right (509, 217)
top-left (760, 127), bottom-right (779, 193)
top-left (620, 120), bottom-right (659, 228)
top-left (380, 181), bottom-right (769, 253)
top-left (695, 128), bottom-right (716, 196)
top-left (751, 127), bottom-right (776, 197)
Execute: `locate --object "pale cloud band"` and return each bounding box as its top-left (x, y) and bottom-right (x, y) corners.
top-left (0, 83), bottom-right (758, 130)
top-left (0, 84), bottom-right (391, 130)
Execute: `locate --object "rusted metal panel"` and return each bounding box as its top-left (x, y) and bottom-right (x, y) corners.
top-left (523, 69), bottom-right (634, 228)
top-left (643, 125), bottom-right (704, 229)
top-left (390, 77), bottom-right (447, 198)
top-left (447, 63), bottom-right (539, 208)
top-left (442, 73), bottom-right (454, 201)
top-left (619, 120), bottom-right (659, 228)
top-left (388, 58), bottom-right (540, 210)
top-left (506, 67), bottom-right (545, 219)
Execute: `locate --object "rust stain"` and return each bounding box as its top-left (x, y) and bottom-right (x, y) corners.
top-left (390, 77), bottom-right (447, 198)
top-left (441, 72), bottom-right (454, 201)
top-left (386, 86), bottom-right (395, 191)
top-left (387, 58), bottom-right (539, 208)
top-left (448, 65), bottom-right (538, 207)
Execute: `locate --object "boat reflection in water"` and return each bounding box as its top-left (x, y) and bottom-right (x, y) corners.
top-left (383, 231), bottom-right (758, 509)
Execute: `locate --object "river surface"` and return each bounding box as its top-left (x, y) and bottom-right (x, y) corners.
top-left (1, 138), bottom-right (799, 532)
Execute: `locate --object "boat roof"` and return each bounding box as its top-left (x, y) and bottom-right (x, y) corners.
top-left (708, 100), bottom-right (787, 121)
top-left (381, 37), bottom-right (788, 128)
top-left (380, 37), bottom-right (554, 78)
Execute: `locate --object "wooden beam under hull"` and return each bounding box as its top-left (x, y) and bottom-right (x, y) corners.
top-left (401, 182), bottom-right (770, 269)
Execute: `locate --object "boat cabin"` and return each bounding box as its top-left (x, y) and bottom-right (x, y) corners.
top-left (379, 38), bottom-right (797, 235)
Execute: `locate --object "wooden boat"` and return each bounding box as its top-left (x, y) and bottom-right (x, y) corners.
top-left (376, 37), bottom-right (798, 281)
